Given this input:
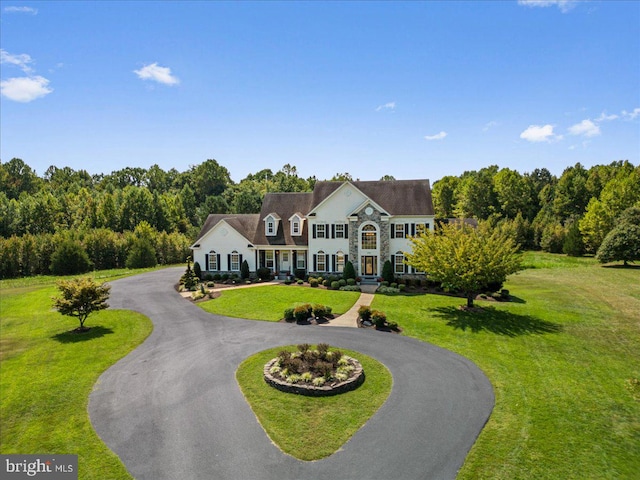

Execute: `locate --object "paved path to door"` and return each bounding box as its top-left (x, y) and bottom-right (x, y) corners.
top-left (89, 267), bottom-right (494, 480)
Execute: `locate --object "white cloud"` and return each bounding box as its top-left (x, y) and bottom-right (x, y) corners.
top-left (134, 63), bottom-right (180, 86)
top-left (483, 120), bottom-right (499, 132)
top-left (376, 101), bottom-right (396, 112)
top-left (1, 76), bottom-right (52, 102)
top-left (569, 119), bottom-right (601, 137)
top-left (595, 111), bottom-right (618, 122)
top-left (424, 131), bottom-right (447, 141)
top-left (3, 6), bottom-right (38, 14)
top-left (622, 108), bottom-right (640, 120)
top-left (0, 49), bottom-right (34, 74)
top-left (520, 124), bottom-right (562, 142)
top-left (517, 0), bottom-right (579, 13)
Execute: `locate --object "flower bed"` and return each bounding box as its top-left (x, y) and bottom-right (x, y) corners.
top-left (263, 344), bottom-right (365, 397)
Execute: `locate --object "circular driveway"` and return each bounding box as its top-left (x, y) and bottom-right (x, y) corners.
top-left (89, 268), bottom-right (494, 480)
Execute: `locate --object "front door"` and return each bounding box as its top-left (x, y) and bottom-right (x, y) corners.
top-left (281, 251), bottom-right (290, 273)
top-left (362, 256), bottom-right (377, 276)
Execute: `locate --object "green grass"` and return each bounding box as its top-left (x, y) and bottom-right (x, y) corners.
top-left (0, 276), bottom-right (154, 480)
top-left (236, 345), bottom-right (392, 460)
top-left (371, 252), bottom-right (640, 479)
top-left (198, 285), bottom-right (361, 321)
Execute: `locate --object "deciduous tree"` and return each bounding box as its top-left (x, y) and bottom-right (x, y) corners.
top-left (52, 277), bottom-right (111, 331)
top-left (405, 222), bottom-right (522, 308)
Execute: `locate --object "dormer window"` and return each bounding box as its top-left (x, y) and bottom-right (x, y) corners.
top-left (264, 213), bottom-right (280, 237)
top-left (289, 213), bottom-right (305, 237)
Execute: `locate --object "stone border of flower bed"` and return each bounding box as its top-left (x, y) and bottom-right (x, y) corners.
top-left (263, 356), bottom-right (365, 397)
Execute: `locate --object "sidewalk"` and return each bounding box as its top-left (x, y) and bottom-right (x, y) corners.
top-left (319, 284), bottom-right (378, 328)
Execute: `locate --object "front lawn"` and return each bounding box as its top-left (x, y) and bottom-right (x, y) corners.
top-left (198, 284), bottom-right (361, 321)
top-left (0, 272), bottom-right (154, 480)
top-left (372, 253), bottom-right (640, 479)
top-left (236, 345), bottom-right (392, 460)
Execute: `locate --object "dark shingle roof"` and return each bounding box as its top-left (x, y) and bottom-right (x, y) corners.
top-left (194, 214), bottom-right (260, 244)
top-left (311, 180), bottom-right (433, 215)
top-left (254, 192), bottom-right (313, 246)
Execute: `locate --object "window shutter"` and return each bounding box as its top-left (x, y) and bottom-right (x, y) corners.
top-left (313, 254), bottom-right (317, 272)
top-left (391, 225), bottom-right (395, 239)
top-left (345, 225), bottom-right (348, 239)
top-left (312, 224), bottom-right (316, 238)
top-left (332, 255), bottom-right (336, 272)
top-left (239, 254), bottom-right (243, 268)
top-left (344, 254), bottom-right (348, 264)
top-left (217, 254), bottom-right (221, 271)
top-left (205, 254), bottom-right (209, 270)
top-left (227, 254), bottom-right (231, 271)
top-left (292, 251), bottom-right (297, 266)
top-left (405, 224), bottom-right (409, 237)
top-left (411, 223), bottom-right (416, 236)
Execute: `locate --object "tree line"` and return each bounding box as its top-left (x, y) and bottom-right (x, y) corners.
top-left (1, 157), bottom-right (638, 278)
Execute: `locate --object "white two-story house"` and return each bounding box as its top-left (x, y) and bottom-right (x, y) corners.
top-left (191, 179), bottom-right (435, 280)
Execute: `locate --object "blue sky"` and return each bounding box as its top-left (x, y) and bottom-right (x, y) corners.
top-left (1, 0), bottom-right (638, 183)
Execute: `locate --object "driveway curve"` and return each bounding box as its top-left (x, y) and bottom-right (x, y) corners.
top-left (89, 267), bottom-right (494, 480)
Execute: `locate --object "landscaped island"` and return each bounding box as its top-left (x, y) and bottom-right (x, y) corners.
top-left (263, 343), bottom-right (364, 396)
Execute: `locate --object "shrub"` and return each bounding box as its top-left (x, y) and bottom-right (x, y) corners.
top-left (213, 273), bottom-right (222, 281)
top-left (382, 259), bottom-right (394, 283)
top-left (180, 262), bottom-right (199, 290)
top-left (193, 261), bottom-right (202, 279)
top-left (323, 279), bottom-right (330, 287)
top-left (312, 304), bottom-right (329, 318)
top-left (294, 304), bottom-right (312, 323)
top-left (257, 267), bottom-right (272, 281)
top-left (377, 286), bottom-right (400, 294)
top-left (240, 259), bottom-right (250, 279)
top-left (50, 239), bottom-right (92, 275)
top-left (340, 285), bottom-right (361, 292)
top-left (398, 284), bottom-right (406, 292)
top-left (283, 308), bottom-right (295, 322)
top-left (331, 281), bottom-right (340, 289)
top-left (358, 305), bottom-right (372, 322)
top-left (309, 278), bottom-right (319, 287)
top-left (390, 282), bottom-right (398, 288)
top-left (294, 268), bottom-right (306, 280)
top-left (371, 310), bottom-right (387, 329)
top-left (346, 278), bottom-right (356, 286)
top-left (343, 260), bottom-right (356, 280)
top-left (338, 279), bottom-right (347, 287)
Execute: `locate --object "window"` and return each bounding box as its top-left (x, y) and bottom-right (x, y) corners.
top-left (316, 251), bottom-right (326, 272)
top-left (282, 252), bottom-right (289, 262)
top-left (394, 252), bottom-right (405, 274)
top-left (208, 251), bottom-right (217, 270)
top-left (265, 250), bottom-right (274, 269)
top-left (296, 251), bottom-right (306, 269)
top-left (361, 224), bottom-right (377, 250)
top-left (416, 223), bottom-right (428, 236)
top-left (267, 219), bottom-right (275, 235)
top-left (292, 220), bottom-right (300, 235)
top-left (336, 251), bottom-right (345, 272)
top-left (394, 224), bottom-right (405, 238)
top-left (230, 251), bottom-right (240, 271)
top-left (335, 224), bottom-right (345, 238)
top-left (316, 223), bottom-right (326, 238)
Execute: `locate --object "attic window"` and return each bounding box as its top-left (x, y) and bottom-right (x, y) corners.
top-left (292, 220), bottom-right (300, 235)
top-left (267, 219), bottom-right (275, 235)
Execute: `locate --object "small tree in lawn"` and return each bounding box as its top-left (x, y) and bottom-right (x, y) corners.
top-left (596, 207), bottom-right (640, 266)
top-left (405, 222), bottom-right (522, 309)
top-left (381, 260), bottom-right (394, 284)
top-left (52, 277), bottom-right (111, 332)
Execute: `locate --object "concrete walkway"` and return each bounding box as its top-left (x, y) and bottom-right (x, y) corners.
top-left (90, 267), bottom-right (494, 480)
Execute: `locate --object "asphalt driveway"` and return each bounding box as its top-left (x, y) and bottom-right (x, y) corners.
top-left (89, 267), bottom-right (494, 480)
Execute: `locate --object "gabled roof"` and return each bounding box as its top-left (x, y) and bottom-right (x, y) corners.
top-left (193, 214), bottom-right (260, 246)
top-left (310, 180), bottom-right (434, 216)
top-left (253, 192), bottom-right (313, 246)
